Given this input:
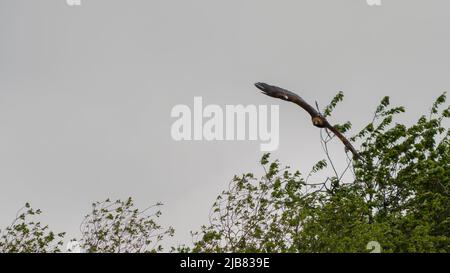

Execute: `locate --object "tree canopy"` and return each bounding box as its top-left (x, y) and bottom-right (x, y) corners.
top-left (188, 92), bottom-right (449, 253)
top-left (1, 93), bottom-right (449, 253)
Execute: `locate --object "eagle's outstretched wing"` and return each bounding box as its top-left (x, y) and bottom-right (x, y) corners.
top-left (255, 82), bottom-right (319, 118)
top-left (326, 125), bottom-right (361, 160)
top-left (255, 82), bottom-right (361, 160)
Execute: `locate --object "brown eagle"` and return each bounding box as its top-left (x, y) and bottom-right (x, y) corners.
top-left (255, 82), bottom-right (361, 160)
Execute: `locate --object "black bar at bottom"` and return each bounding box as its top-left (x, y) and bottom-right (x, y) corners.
top-left (0, 253), bottom-right (444, 272)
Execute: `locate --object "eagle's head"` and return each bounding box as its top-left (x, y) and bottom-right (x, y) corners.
top-left (312, 116), bottom-right (326, 128)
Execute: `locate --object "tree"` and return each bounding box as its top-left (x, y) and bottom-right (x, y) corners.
top-left (1, 93), bottom-right (448, 253)
top-left (190, 92), bottom-right (449, 253)
top-left (79, 197), bottom-right (174, 253)
top-left (0, 203), bottom-right (65, 253)
top-left (1, 198), bottom-right (174, 253)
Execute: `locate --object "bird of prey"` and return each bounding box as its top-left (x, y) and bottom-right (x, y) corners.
top-left (255, 82), bottom-right (361, 160)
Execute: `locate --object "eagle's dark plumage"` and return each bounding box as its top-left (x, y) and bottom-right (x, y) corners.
top-left (255, 82), bottom-right (361, 160)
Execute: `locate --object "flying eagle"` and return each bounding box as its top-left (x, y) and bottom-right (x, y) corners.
top-left (255, 82), bottom-right (361, 160)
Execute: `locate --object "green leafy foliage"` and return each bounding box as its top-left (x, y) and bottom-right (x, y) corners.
top-left (1, 93), bottom-right (448, 253)
top-left (0, 203), bottom-right (65, 253)
top-left (191, 93), bottom-right (450, 253)
top-left (79, 197), bottom-right (174, 253)
top-left (323, 91), bottom-right (344, 118)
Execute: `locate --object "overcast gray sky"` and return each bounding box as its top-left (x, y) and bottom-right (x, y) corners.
top-left (1, 0), bottom-right (450, 249)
